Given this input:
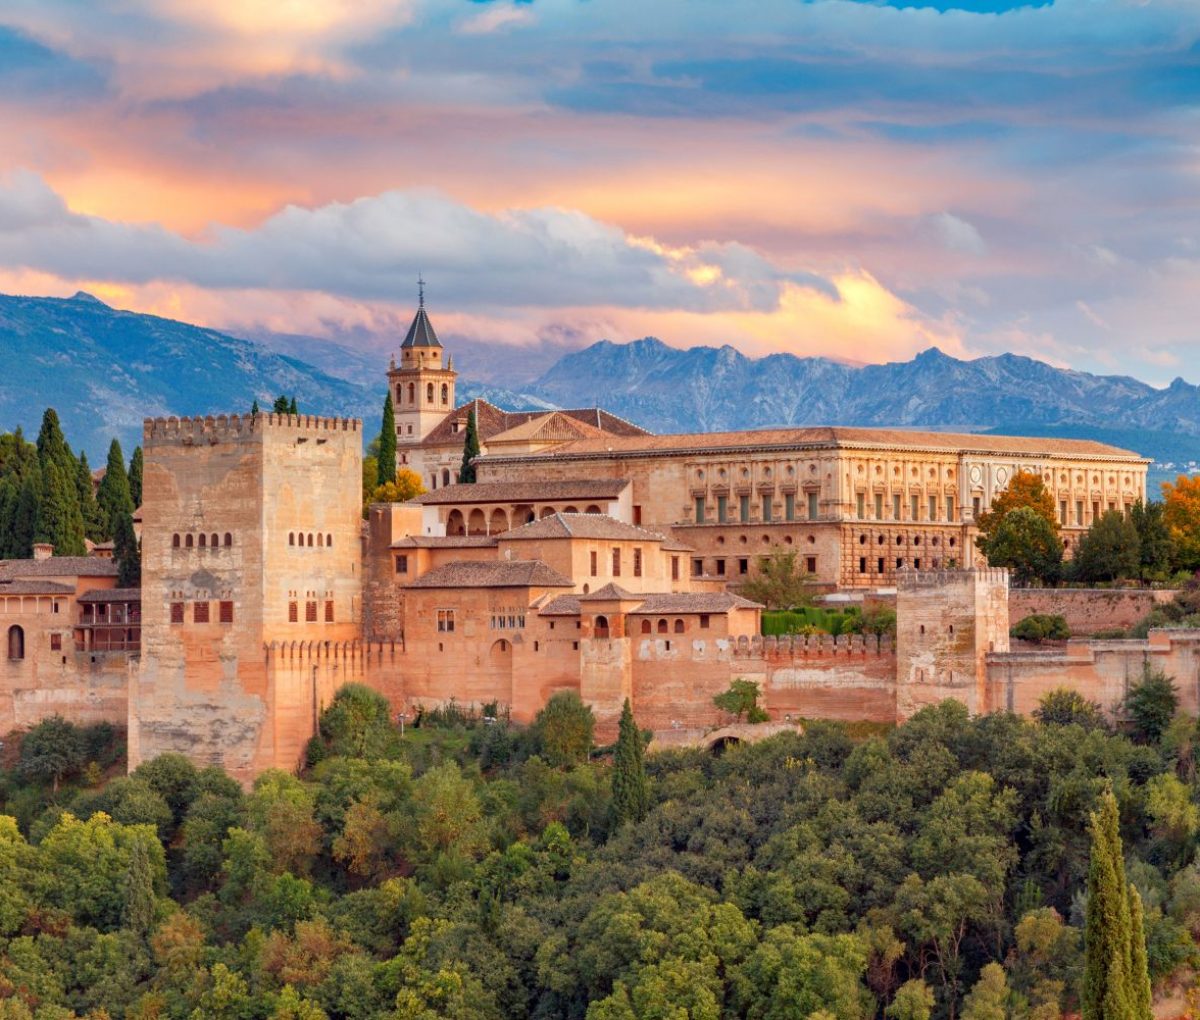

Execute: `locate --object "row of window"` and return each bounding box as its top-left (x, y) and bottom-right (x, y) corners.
top-left (693, 556), bottom-right (818, 577)
top-left (397, 381), bottom-right (450, 407)
top-left (589, 548), bottom-right (644, 578)
top-left (858, 556), bottom-right (954, 575)
top-left (855, 493), bottom-right (956, 523)
top-left (170, 601), bottom-right (235, 624)
top-left (696, 492), bottom-right (820, 525)
top-left (289, 532), bottom-right (334, 548)
top-left (288, 601), bottom-right (336, 623)
top-left (173, 533), bottom-right (233, 549)
top-left (1059, 499), bottom-right (1133, 527)
top-left (490, 610), bottom-right (526, 630)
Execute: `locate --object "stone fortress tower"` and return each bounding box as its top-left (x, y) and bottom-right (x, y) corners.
top-left (386, 278), bottom-right (457, 454)
top-left (130, 412), bottom-right (363, 786)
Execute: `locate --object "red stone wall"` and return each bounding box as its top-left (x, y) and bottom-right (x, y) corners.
top-left (1009, 588), bottom-right (1177, 636)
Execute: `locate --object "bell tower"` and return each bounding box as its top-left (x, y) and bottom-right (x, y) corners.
top-left (386, 278), bottom-right (457, 449)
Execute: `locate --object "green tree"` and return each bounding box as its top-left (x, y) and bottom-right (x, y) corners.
top-left (1130, 500), bottom-right (1173, 580)
top-left (458, 407), bottom-right (480, 483)
top-left (1033, 688), bottom-right (1106, 730)
top-left (378, 391), bottom-right (397, 487)
top-left (1125, 665), bottom-right (1178, 744)
top-left (317, 683), bottom-right (399, 760)
top-left (713, 678), bottom-right (770, 723)
top-left (128, 445), bottom-right (143, 508)
top-left (251, 398), bottom-right (260, 416)
top-left (97, 438), bottom-right (135, 535)
top-left (17, 714), bottom-right (84, 791)
top-left (0, 478), bottom-right (16, 558)
top-left (886, 980), bottom-right (934, 1020)
top-left (1011, 614), bottom-right (1070, 643)
top-left (980, 506), bottom-right (1063, 586)
top-left (1083, 788), bottom-right (1152, 1020)
top-left (610, 699), bottom-right (650, 829)
top-left (273, 396), bottom-right (291, 414)
top-left (738, 547), bottom-right (815, 610)
top-left (960, 962), bottom-right (1009, 1020)
top-left (8, 472), bottom-right (40, 558)
top-left (1073, 510), bottom-right (1140, 583)
top-left (35, 407), bottom-right (73, 476)
top-left (38, 458), bottom-right (87, 555)
top-left (533, 691), bottom-right (595, 768)
top-left (114, 510), bottom-right (141, 587)
top-left (75, 449), bottom-right (106, 542)
top-left (289, 396), bottom-right (299, 416)
top-left (976, 469), bottom-right (1060, 545)
top-left (122, 832), bottom-right (158, 937)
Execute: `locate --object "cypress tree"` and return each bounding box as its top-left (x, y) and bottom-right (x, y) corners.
top-left (610, 698), bottom-right (650, 828)
top-left (122, 834), bottom-right (157, 937)
top-left (35, 408), bottom-right (72, 474)
top-left (459, 407), bottom-right (480, 484)
top-left (288, 396), bottom-right (298, 416)
top-left (114, 511), bottom-right (140, 588)
top-left (75, 451), bottom-right (106, 542)
top-left (273, 396), bottom-right (290, 414)
top-left (0, 479), bottom-right (16, 558)
top-left (128, 446), bottom-right (143, 509)
top-left (96, 438), bottom-right (134, 534)
top-left (10, 472), bottom-right (40, 558)
top-left (378, 392), bottom-right (397, 487)
top-left (38, 459), bottom-right (86, 556)
top-left (251, 398), bottom-right (260, 416)
top-left (1083, 788), bottom-right (1150, 1020)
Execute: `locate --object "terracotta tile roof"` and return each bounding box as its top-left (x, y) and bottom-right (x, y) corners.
top-left (0, 557), bottom-right (119, 580)
top-left (413, 479), bottom-right (628, 506)
top-left (419, 399), bottom-right (648, 449)
top-left (77, 587), bottom-right (142, 602)
top-left (578, 582), bottom-right (637, 601)
top-left (481, 425), bottom-right (1145, 461)
top-left (538, 594), bottom-right (581, 615)
top-left (486, 412), bottom-right (608, 446)
top-left (630, 592), bottom-right (763, 613)
top-left (0, 580), bottom-right (76, 596)
top-left (500, 512), bottom-right (667, 542)
top-left (391, 536), bottom-right (499, 549)
top-left (404, 559), bottom-right (574, 589)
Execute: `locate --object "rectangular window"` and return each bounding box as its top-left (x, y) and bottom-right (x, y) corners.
top-left (806, 556), bottom-right (817, 574)
top-left (946, 496), bottom-right (955, 522)
top-left (1076, 500), bottom-right (1084, 526)
top-left (1108, 501), bottom-right (1116, 512)
top-left (1060, 500), bottom-right (1068, 524)
top-left (739, 494), bottom-right (750, 522)
top-left (692, 558), bottom-right (703, 577)
top-left (785, 493), bottom-right (795, 521)
top-left (695, 497), bottom-right (706, 524)
top-left (288, 601), bottom-right (298, 623)
top-left (325, 601), bottom-right (334, 623)
top-left (716, 559), bottom-right (726, 576)
top-left (50, 633), bottom-right (61, 650)
top-left (1092, 501), bottom-right (1100, 521)
top-left (394, 554), bottom-right (408, 574)
top-left (911, 495), bottom-right (920, 521)
top-left (305, 600), bottom-right (318, 623)
top-left (219, 601), bottom-right (234, 624)
top-left (878, 557), bottom-right (885, 573)
top-left (633, 548), bottom-right (643, 577)
top-left (929, 495), bottom-right (937, 521)
top-left (972, 496), bottom-right (981, 518)
top-left (874, 493), bottom-right (883, 519)
top-left (717, 495), bottom-right (728, 523)
top-left (914, 557), bottom-right (922, 570)
top-left (671, 556), bottom-right (680, 581)
top-left (856, 493), bottom-right (865, 519)
top-left (633, 505), bottom-right (642, 525)
top-left (572, 641), bottom-right (579, 651)
top-left (170, 602), bottom-right (184, 625)
top-left (762, 494), bottom-right (772, 523)
top-left (893, 494), bottom-right (902, 520)
top-left (193, 601), bottom-right (210, 624)
top-left (896, 558), bottom-right (904, 569)
top-left (612, 548), bottom-right (621, 576)
top-left (859, 556), bottom-right (867, 574)
top-left (590, 550), bottom-right (597, 576)
top-left (738, 558), bottom-right (749, 575)
top-left (807, 491), bottom-right (818, 519)
top-left (699, 614), bottom-right (710, 629)
top-left (437, 609), bottom-right (455, 633)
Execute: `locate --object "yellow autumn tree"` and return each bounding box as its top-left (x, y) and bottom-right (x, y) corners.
top-left (1161, 474), bottom-right (1200, 571)
top-left (365, 467), bottom-right (426, 512)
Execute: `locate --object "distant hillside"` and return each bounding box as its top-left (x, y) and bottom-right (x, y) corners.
top-left (2, 293), bottom-right (1199, 481)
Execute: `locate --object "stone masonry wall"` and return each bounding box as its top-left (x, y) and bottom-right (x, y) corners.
top-left (1009, 588), bottom-right (1177, 636)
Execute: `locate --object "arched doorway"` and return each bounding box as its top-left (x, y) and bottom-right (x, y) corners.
top-left (489, 508), bottom-right (509, 534)
top-left (594, 615), bottom-right (610, 639)
top-left (7, 625), bottom-right (24, 660)
top-left (446, 509), bottom-right (466, 536)
top-left (489, 639), bottom-right (512, 668)
top-left (468, 509), bottom-right (487, 535)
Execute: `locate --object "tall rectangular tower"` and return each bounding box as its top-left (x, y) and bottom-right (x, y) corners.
top-left (131, 412), bottom-right (363, 784)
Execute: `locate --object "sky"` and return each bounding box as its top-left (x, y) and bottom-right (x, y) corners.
top-left (0, 0), bottom-right (1198, 383)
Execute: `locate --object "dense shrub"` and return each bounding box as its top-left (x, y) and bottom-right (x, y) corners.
top-left (1011, 613), bottom-right (1071, 642)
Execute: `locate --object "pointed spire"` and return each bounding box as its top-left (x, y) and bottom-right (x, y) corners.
top-left (418, 273), bottom-right (425, 309)
top-left (400, 277), bottom-right (441, 349)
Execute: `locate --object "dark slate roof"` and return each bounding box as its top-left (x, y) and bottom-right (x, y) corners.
top-left (501, 513), bottom-right (666, 543)
top-left (391, 536), bottom-right (499, 549)
top-left (419, 399), bottom-right (648, 449)
top-left (401, 305), bottom-right (441, 348)
top-left (0, 557), bottom-right (119, 580)
top-left (404, 559), bottom-right (574, 589)
top-left (0, 580), bottom-right (76, 596)
top-left (630, 593), bottom-right (763, 613)
top-left (413, 479), bottom-right (628, 505)
top-left (78, 587), bottom-right (142, 603)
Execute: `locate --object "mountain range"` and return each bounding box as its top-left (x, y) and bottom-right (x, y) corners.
top-left (2, 291), bottom-right (1199, 485)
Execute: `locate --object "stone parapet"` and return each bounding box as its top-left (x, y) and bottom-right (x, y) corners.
top-left (897, 567), bottom-right (1010, 589)
top-left (144, 413), bottom-right (361, 445)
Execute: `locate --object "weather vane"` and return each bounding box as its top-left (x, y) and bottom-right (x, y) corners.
top-left (418, 274), bottom-right (425, 309)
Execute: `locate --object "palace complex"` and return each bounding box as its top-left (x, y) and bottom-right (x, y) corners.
top-left (2, 295), bottom-right (1177, 785)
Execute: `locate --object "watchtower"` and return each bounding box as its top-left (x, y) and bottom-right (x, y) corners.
top-left (386, 280), bottom-right (457, 448)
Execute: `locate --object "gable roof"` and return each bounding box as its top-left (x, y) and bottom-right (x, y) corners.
top-left (500, 512), bottom-right (667, 543)
top-left (485, 412), bottom-right (608, 446)
top-left (418, 399), bottom-right (648, 449)
top-left (404, 559), bottom-right (574, 589)
top-left (578, 582), bottom-right (638, 601)
top-left (401, 305), bottom-right (441, 349)
top-left (413, 479), bottom-right (628, 506)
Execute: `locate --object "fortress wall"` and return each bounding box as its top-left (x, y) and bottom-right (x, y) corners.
top-left (1009, 588), bottom-right (1177, 635)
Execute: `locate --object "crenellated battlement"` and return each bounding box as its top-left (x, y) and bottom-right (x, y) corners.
top-left (144, 413), bottom-right (361, 445)
top-left (897, 567), bottom-right (1010, 589)
top-left (741, 632), bottom-right (894, 659)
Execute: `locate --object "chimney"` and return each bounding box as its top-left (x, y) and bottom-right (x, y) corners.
top-left (32, 543), bottom-right (54, 561)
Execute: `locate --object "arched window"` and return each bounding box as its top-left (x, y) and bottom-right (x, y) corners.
top-left (307, 534), bottom-right (314, 547)
top-left (657, 619), bottom-right (668, 634)
top-left (172, 534), bottom-right (180, 548)
top-left (407, 383), bottom-right (415, 404)
top-left (289, 532), bottom-right (295, 546)
top-left (640, 619), bottom-right (651, 634)
top-left (594, 615), bottom-right (610, 639)
top-left (185, 534), bottom-right (194, 548)
top-left (198, 533), bottom-right (206, 548)
top-left (224, 533), bottom-right (232, 547)
top-left (442, 469), bottom-right (451, 487)
top-left (211, 533), bottom-right (218, 548)
top-left (441, 383), bottom-right (449, 405)
top-left (426, 383), bottom-right (434, 403)
top-left (7, 625), bottom-right (24, 661)
top-left (317, 533), bottom-right (324, 547)
top-left (326, 534), bottom-right (332, 548)
top-left (673, 619), bottom-right (685, 633)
